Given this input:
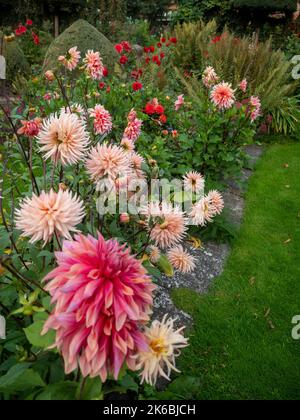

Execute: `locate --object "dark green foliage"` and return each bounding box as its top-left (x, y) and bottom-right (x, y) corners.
top-left (0, 35), bottom-right (30, 80)
top-left (232, 0), bottom-right (297, 10)
top-left (43, 19), bottom-right (118, 72)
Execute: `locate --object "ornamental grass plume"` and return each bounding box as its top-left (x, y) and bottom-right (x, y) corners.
top-left (144, 202), bottom-right (188, 249)
top-left (42, 233), bottom-right (156, 382)
top-left (210, 82), bottom-right (235, 110)
top-left (16, 189), bottom-right (85, 245)
top-left (86, 143), bottom-right (131, 183)
top-left (58, 46), bottom-right (81, 71)
top-left (38, 112), bottom-right (90, 166)
top-left (135, 315), bottom-right (188, 386)
top-left (89, 104), bottom-right (112, 135)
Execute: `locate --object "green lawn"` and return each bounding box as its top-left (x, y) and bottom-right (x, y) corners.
top-left (172, 142), bottom-right (300, 400)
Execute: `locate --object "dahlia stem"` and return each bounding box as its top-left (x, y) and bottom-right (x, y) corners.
top-left (54, 72), bottom-right (72, 113)
top-left (78, 377), bottom-right (87, 400)
top-left (0, 103), bottom-right (39, 194)
top-left (0, 158), bottom-right (29, 271)
top-left (54, 231), bottom-right (62, 251)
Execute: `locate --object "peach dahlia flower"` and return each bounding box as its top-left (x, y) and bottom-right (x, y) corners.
top-left (42, 233), bottom-right (156, 382)
top-left (15, 189), bottom-right (85, 245)
top-left (86, 143), bottom-right (131, 183)
top-left (58, 46), bottom-right (81, 71)
top-left (210, 82), bottom-right (235, 110)
top-left (38, 112), bottom-right (90, 166)
top-left (145, 202), bottom-right (188, 249)
top-left (167, 245), bottom-right (196, 274)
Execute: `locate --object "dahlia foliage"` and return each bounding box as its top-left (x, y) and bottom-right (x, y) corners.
top-left (0, 42), bottom-right (233, 396)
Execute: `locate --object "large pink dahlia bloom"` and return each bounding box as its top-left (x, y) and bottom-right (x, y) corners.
top-left (16, 189), bottom-right (85, 245)
top-left (38, 112), bottom-right (90, 166)
top-left (42, 233), bottom-right (156, 382)
top-left (210, 82), bottom-right (235, 110)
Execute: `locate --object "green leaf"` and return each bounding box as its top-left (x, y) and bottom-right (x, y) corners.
top-left (78, 377), bottom-right (103, 400)
top-left (36, 381), bottom-right (77, 400)
top-left (168, 376), bottom-right (201, 399)
top-left (24, 319), bottom-right (55, 348)
top-left (0, 363), bottom-right (45, 393)
top-left (118, 374), bottom-right (139, 393)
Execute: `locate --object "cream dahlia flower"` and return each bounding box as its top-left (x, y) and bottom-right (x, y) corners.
top-left (38, 112), bottom-right (90, 166)
top-left (135, 315), bottom-right (188, 386)
top-left (167, 245), bottom-right (196, 274)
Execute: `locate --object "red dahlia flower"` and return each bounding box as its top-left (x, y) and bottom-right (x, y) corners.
top-left (119, 55), bottom-right (128, 65)
top-left (132, 81), bottom-right (143, 91)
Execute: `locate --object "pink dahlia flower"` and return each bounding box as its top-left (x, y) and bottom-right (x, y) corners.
top-left (86, 143), bottom-right (131, 183)
top-left (144, 202), bottom-right (188, 249)
top-left (121, 137), bottom-right (135, 152)
top-left (84, 50), bottom-right (104, 80)
top-left (249, 96), bottom-right (261, 122)
top-left (239, 79), bottom-right (247, 93)
top-left (15, 189), bottom-right (85, 245)
top-left (58, 46), bottom-right (81, 71)
top-left (42, 233), bottom-right (155, 381)
top-left (174, 94), bottom-right (184, 111)
top-left (123, 109), bottom-right (142, 142)
top-left (202, 66), bottom-right (219, 88)
top-left (17, 118), bottom-right (42, 137)
top-left (167, 245), bottom-right (196, 274)
top-left (89, 104), bottom-right (112, 135)
top-left (210, 82), bottom-right (235, 110)
top-left (38, 112), bottom-right (90, 166)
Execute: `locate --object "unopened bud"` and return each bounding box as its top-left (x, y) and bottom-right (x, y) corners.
top-left (120, 213), bottom-right (130, 224)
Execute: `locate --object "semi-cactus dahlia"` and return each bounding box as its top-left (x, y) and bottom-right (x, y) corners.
top-left (58, 46), bottom-right (81, 71)
top-left (86, 143), bottom-right (131, 183)
top-left (145, 202), bottom-right (188, 249)
top-left (239, 79), bottom-right (248, 93)
top-left (210, 82), bottom-right (235, 110)
top-left (42, 233), bottom-right (156, 382)
top-left (89, 104), bottom-right (112, 135)
top-left (15, 189), bottom-right (85, 245)
top-left (38, 112), bottom-right (90, 166)
top-left (189, 196), bottom-right (213, 226)
top-left (207, 190), bottom-right (224, 215)
top-left (135, 315), bottom-right (188, 386)
top-left (183, 171), bottom-right (205, 193)
top-left (202, 66), bottom-right (218, 88)
top-left (167, 245), bottom-right (196, 274)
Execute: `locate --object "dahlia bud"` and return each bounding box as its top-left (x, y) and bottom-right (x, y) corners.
top-left (120, 213), bottom-right (130, 224)
top-left (148, 159), bottom-right (157, 167)
top-left (58, 183), bottom-right (68, 191)
top-left (172, 130), bottom-right (178, 138)
top-left (162, 130), bottom-right (168, 136)
top-left (45, 70), bottom-right (55, 82)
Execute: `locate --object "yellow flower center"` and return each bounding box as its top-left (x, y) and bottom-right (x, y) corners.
top-left (160, 221), bottom-right (169, 229)
top-left (150, 338), bottom-right (168, 356)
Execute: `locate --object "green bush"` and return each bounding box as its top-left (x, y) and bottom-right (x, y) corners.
top-left (0, 35), bottom-right (30, 81)
top-left (43, 19), bottom-right (118, 72)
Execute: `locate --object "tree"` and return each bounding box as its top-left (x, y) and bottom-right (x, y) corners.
top-left (127, 0), bottom-right (172, 27)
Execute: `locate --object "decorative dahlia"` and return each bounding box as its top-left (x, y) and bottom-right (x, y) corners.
top-left (175, 94), bottom-right (184, 111)
top-left (183, 171), bottom-right (205, 193)
top-left (167, 246), bottom-right (196, 274)
top-left (249, 96), bottom-right (261, 122)
top-left (58, 46), bottom-right (81, 71)
top-left (86, 143), bottom-right (131, 183)
top-left (144, 202), bottom-right (188, 249)
top-left (189, 196), bottom-right (214, 226)
top-left (135, 315), bottom-right (188, 386)
top-left (84, 50), bottom-right (104, 80)
top-left (17, 118), bottom-right (42, 137)
top-left (210, 82), bottom-right (235, 110)
top-left (207, 190), bottom-right (224, 215)
top-left (202, 66), bottom-right (218, 88)
top-left (42, 233), bottom-right (155, 382)
top-left (123, 109), bottom-right (142, 142)
top-left (38, 112), bottom-right (89, 166)
top-left (15, 189), bottom-right (84, 245)
top-left (239, 79), bottom-right (247, 93)
top-left (89, 104), bottom-right (112, 135)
